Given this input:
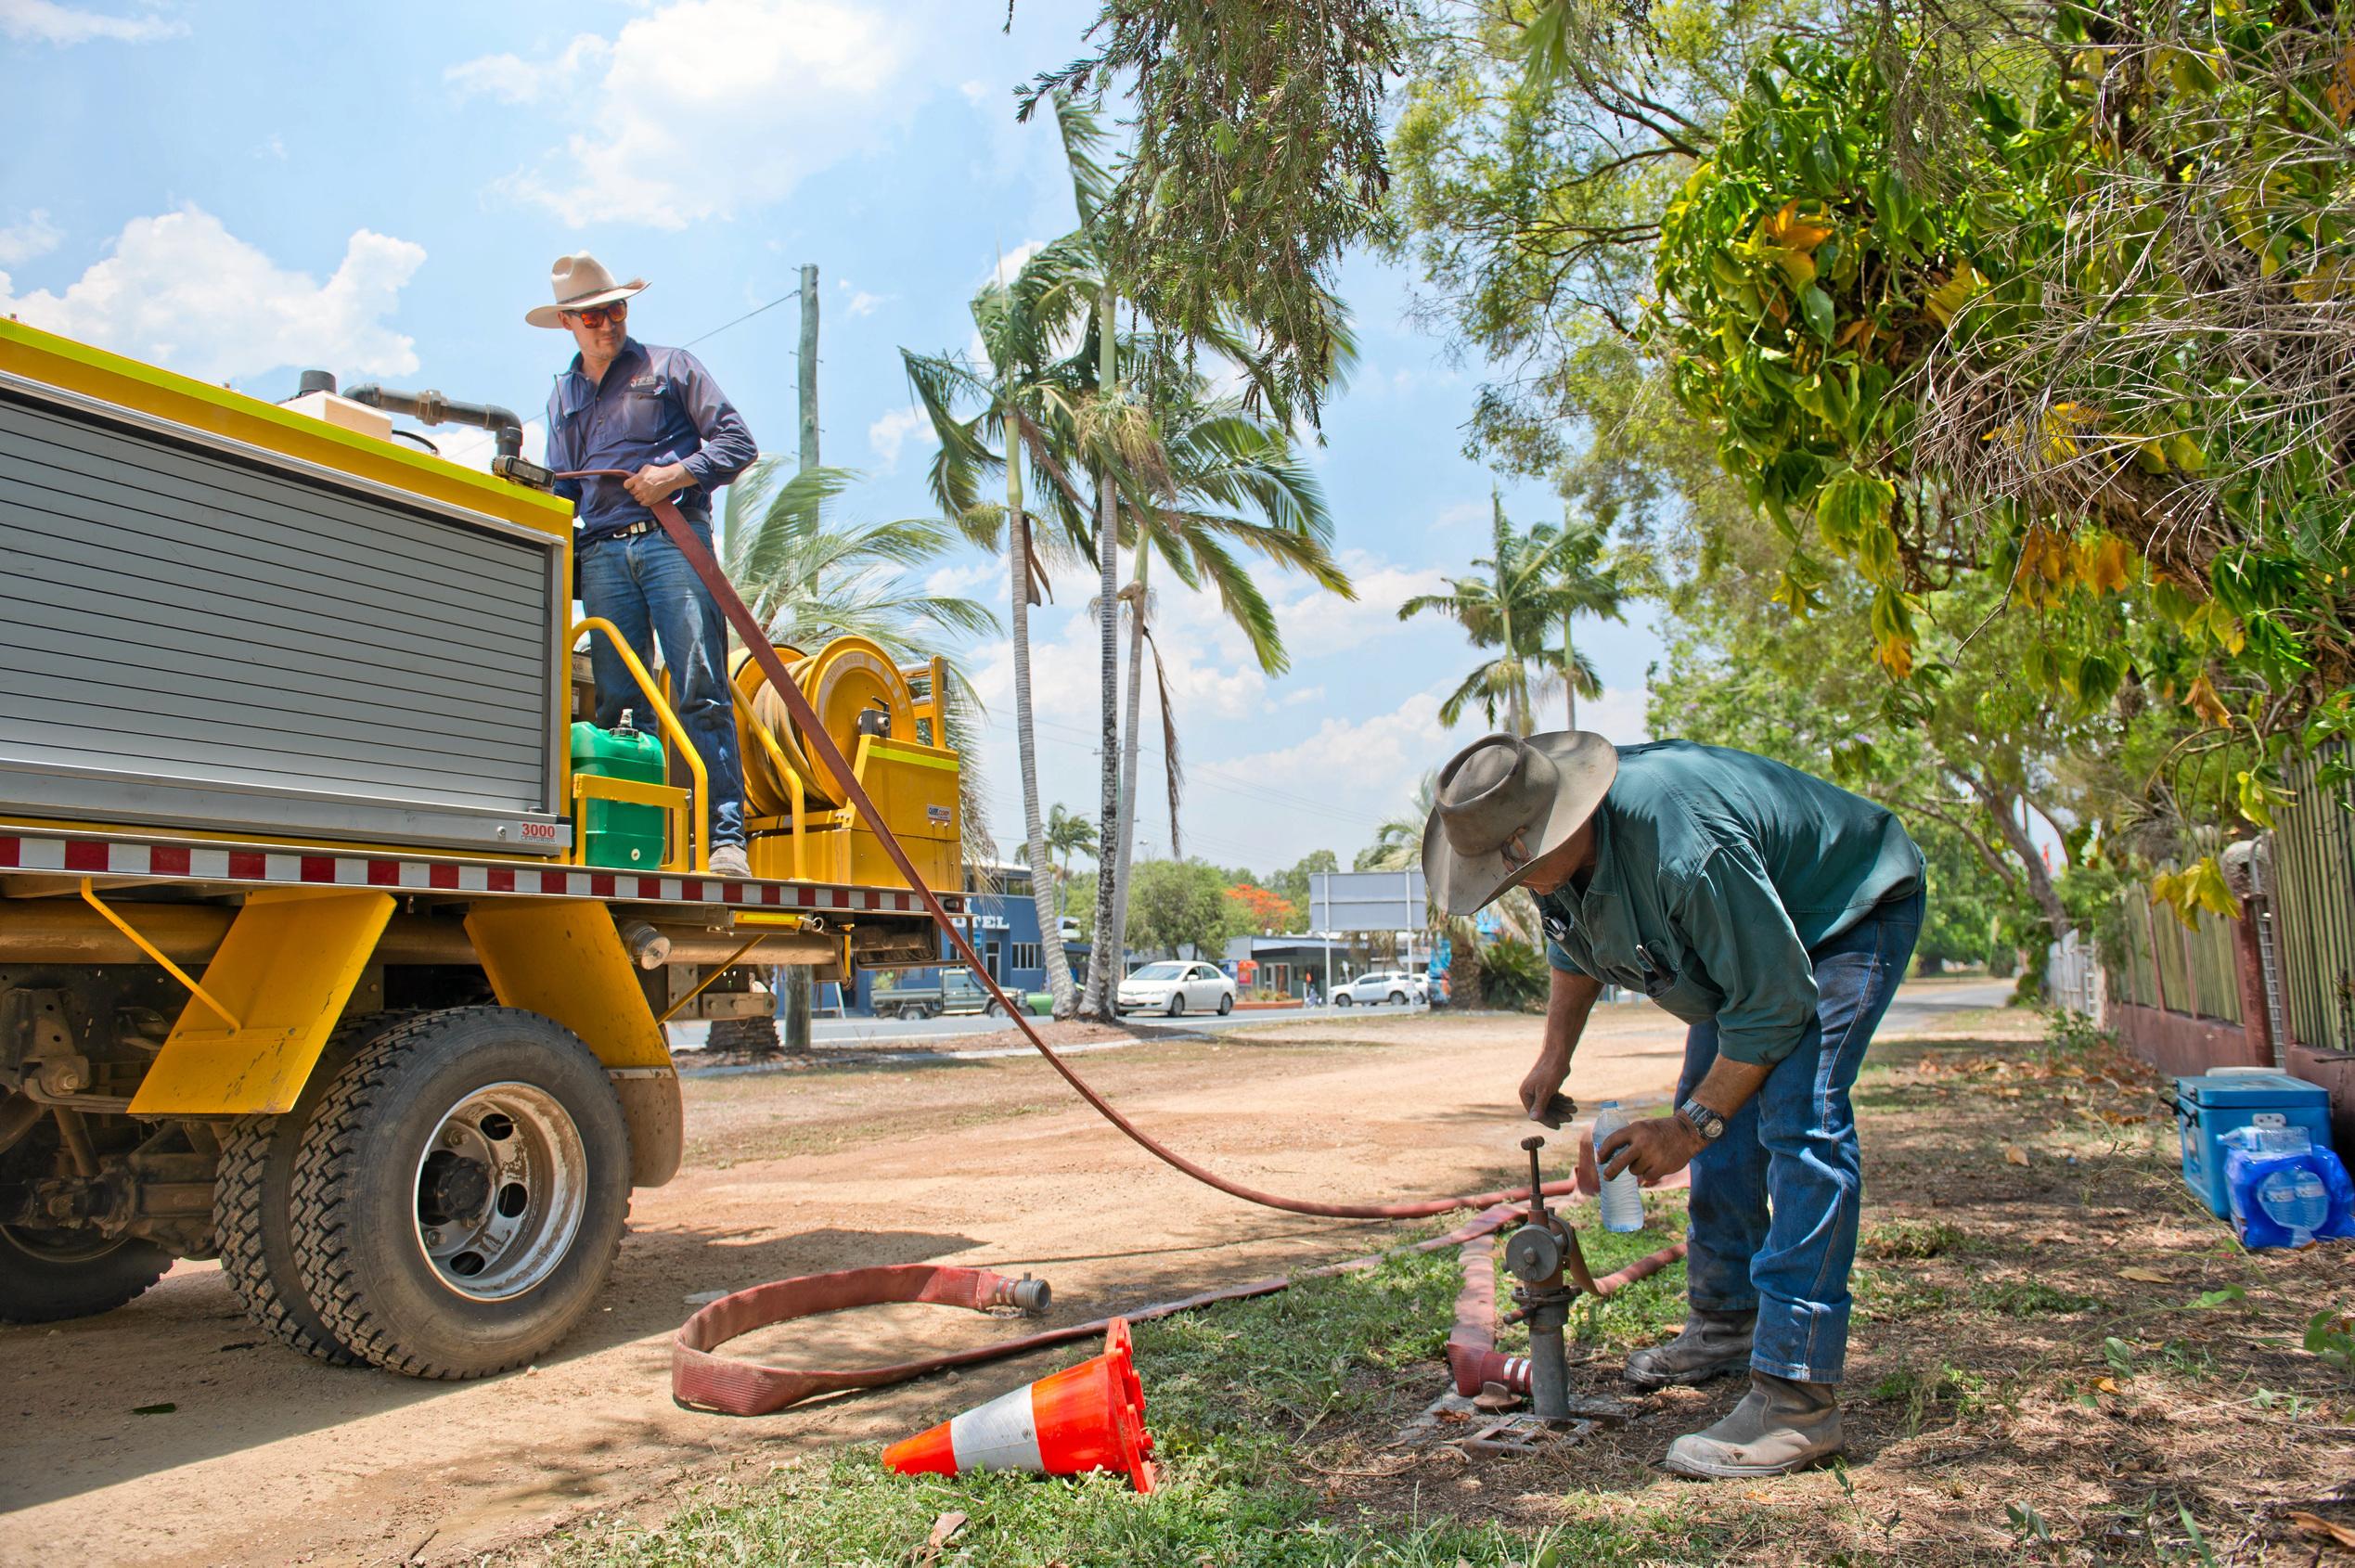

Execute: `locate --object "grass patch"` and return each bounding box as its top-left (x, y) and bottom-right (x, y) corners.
top-left (545, 1237), bottom-right (1713, 1567)
top-left (1859, 1218), bottom-right (1964, 1260)
top-left (1973, 1279), bottom-right (2104, 1317)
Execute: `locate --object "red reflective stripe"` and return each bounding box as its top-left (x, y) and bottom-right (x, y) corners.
top-left (538, 870), bottom-right (568, 894)
top-left (0, 839), bottom-right (18, 868)
top-left (486, 868), bottom-right (515, 893)
top-left (591, 873), bottom-right (615, 897)
top-left (300, 855), bottom-right (335, 882)
top-left (367, 860), bottom-right (400, 886)
top-left (228, 852), bottom-right (266, 880)
top-left (150, 845), bottom-right (190, 876)
top-left (429, 863), bottom-right (461, 889)
top-left (63, 841), bottom-right (108, 872)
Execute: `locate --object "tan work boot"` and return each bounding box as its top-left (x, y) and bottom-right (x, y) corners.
top-left (1623, 1307), bottom-right (1755, 1388)
top-left (707, 844), bottom-right (752, 878)
top-left (1662, 1371), bottom-right (1843, 1478)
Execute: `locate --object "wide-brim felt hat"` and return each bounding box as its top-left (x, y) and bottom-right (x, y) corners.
top-left (526, 251), bottom-right (650, 328)
top-left (1421, 730), bottom-right (1619, 917)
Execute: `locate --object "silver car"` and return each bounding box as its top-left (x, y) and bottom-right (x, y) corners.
top-left (1115, 959), bottom-right (1238, 1017)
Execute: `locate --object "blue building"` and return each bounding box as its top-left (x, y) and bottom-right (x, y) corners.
top-left (852, 861), bottom-right (1059, 1013)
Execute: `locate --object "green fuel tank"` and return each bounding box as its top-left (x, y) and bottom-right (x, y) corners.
top-left (570, 721), bottom-right (668, 868)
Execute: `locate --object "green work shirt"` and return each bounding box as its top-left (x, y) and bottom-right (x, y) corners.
top-left (1538, 740), bottom-right (1923, 1066)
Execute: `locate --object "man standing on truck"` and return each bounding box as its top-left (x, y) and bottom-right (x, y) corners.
top-left (534, 252), bottom-right (758, 878)
top-left (1421, 732), bottom-right (1924, 1479)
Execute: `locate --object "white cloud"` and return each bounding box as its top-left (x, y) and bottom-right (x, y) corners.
top-left (462, 1), bottom-right (933, 229)
top-left (0, 210), bottom-right (62, 265)
top-left (959, 78), bottom-right (993, 104)
top-left (0, 0), bottom-right (185, 45)
top-left (1270, 551), bottom-right (1451, 662)
top-left (869, 405), bottom-right (936, 469)
top-left (254, 134), bottom-right (288, 161)
top-left (924, 560), bottom-right (998, 598)
top-left (444, 32), bottom-right (611, 106)
top-left (1278, 685), bottom-right (1326, 708)
top-left (984, 238), bottom-right (1049, 289)
top-left (846, 290), bottom-right (884, 317)
top-left (399, 417), bottom-right (548, 472)
top-left (0, 206), bottom-right (427, 384)
top-left (1575, 684), bottom-right (1652, 745)
top-left (1431, 498), bottom-right (1488, 533)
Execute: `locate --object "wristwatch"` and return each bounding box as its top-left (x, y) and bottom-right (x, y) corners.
top-left (1677, 1097), bottom-right (1728, 1141)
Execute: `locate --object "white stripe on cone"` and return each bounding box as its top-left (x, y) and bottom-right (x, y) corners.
top-left (945, 1383), bottom-right (1045, 1472)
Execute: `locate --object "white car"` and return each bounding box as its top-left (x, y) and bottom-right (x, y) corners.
top-left (1334, 970), bottom-right (1428, 1007)
top-left (1116, 960), bottom-right (1237, 1018)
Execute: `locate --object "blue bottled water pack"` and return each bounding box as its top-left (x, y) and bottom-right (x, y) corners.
top-left (2220, 1126), bottom-right (2355, 1250)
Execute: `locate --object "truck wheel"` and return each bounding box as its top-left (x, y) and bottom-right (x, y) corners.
top-left (290, 1008), bottom-right (630, 1380)
top-left (213, 1011), bottom-right (418, 1365)
top-left (0, 1224), bottom-right (172, 1325)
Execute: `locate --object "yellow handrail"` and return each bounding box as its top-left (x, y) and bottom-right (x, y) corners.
top-left (78, 878), bottom-right (242, 1032)
top-left (571, 774), bottom-right (691, 874)
top-left (573, 616), bottom-right (711, 873)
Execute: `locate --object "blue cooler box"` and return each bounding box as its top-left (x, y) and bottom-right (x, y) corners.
top-left (2174, 1069), bottom-right (2336, 1217)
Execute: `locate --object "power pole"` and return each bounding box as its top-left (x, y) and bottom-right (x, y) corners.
top-left (779, 263), bottom-right (820, 1056)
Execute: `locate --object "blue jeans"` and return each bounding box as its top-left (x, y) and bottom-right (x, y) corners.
top-left (578, 524), bottom-right (746, 850)
top-left (1677, 888), bottom-right (1923, 1385)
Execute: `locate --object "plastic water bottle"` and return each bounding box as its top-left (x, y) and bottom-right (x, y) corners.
top-left (1592, 1101), bottom-right (1645, 1233)
top-left (2257, 1166), bottom-right (2331, 1242)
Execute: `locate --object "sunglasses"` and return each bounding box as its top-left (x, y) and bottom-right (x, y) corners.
top-left (564, 303), bottom-right (627, 328)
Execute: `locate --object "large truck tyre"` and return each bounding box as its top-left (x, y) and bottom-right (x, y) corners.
top-left (289, 1008), bottom-right (631, 1380)
top-left (0, 1224), bottom-right (172, 1325)
top-left (212, 1011), bottom-right (418, 1365)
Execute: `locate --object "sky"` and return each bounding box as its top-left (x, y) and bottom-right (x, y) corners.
top-left (0, 0), bottom-right (1665, 879)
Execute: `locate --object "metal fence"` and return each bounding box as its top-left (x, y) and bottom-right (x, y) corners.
top-left (2271, 743), bottom-right (2355, 1054)
top-left (2109, 897), bottom-right (2244, 1025)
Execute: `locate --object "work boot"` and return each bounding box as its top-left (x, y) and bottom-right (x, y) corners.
top-left (1623, 1307), bottom-right (1755, 1388)
top-left (708, 844), bottom-right (752, 878)
top-left (1662, 1371), bottom-right (1843, 1478)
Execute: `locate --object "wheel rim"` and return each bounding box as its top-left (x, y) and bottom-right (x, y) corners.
top-left (411, 1081), bottom-right (587, 1302)
top-left (0, 1222), bottom-right (128, 1266)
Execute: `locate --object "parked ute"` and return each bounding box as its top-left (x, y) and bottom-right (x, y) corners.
top-left (1333, 970), bottom-right (1428, 1007)
top-left (0, 320), bottom-right (964, 1379)
top-left (874, 970), bottom-right (1007, 1021)
top-left (1115, 960), bottom-right (1237, 1018)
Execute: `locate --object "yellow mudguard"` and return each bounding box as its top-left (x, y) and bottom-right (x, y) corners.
top-left (463, 899), bottom-right (672, 1070)
top-left (129, 887), bottom-right (395, 1116)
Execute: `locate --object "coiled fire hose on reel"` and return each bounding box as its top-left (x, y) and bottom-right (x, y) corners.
top-left (560, 478), bottom-right (1685, 1415)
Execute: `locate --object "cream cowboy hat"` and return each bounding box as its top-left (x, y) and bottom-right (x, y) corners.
top-left (1421, 731), bottom-right (1619, 916)
top-left (525, 252), bottom-right (650, 328)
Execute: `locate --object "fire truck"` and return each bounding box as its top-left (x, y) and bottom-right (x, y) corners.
top-left (0, 318), bottom-right (962, 1377)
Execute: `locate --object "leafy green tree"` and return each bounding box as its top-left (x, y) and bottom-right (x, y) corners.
top-left (1268, 849), bottom-right (1337, 931)
top-left (1044, 802), bottom-right (1099, 915)
top-left (1124, 858), bottom-right (1233, 959)
top-left (1015, 0), bottom-right (1411, 423)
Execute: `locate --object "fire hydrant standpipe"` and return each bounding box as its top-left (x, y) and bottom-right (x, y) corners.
top-left (1504, 1136), bottom-right (1575, 1421)
top-left (558, 480), bottom-right (1690, 1413)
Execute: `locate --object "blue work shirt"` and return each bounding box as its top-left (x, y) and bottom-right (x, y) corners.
top-left (1538, 740), bottom-right (1923, 1066)
top-left (544, 338), bottom-right (757, 546)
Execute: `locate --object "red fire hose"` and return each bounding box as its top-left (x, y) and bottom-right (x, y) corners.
top-left (562, 481), bottom-right (1688, 1412)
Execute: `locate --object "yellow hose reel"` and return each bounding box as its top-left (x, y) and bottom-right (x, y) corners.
top-left (728, 636), bottom-right (959, 892)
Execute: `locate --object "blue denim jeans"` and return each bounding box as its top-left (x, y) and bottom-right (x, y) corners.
top-left (577, 524), bottom-right (746, 850)
top-left (1677, 887), bottom-right (1923, 1385)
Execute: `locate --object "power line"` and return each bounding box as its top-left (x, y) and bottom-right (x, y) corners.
top-left (684, 287), bottom-right (804, 349)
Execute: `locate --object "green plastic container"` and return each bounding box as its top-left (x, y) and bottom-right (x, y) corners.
top-left (571, 721), bottom-right (667, 868)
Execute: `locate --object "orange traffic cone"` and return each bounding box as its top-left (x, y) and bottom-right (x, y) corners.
top-left (882, 1317), bottom-right (1156, 1493)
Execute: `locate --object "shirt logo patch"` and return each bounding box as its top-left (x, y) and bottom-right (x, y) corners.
top-left (629, 375), bottom-right (663, 392)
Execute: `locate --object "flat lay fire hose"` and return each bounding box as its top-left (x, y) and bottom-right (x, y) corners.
top-left (562, 477), bottom-right (1687, 1414)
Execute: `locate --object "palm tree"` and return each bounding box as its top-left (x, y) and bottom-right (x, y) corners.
top-left (1044, 802), bottom-right (1098, 913)
top-left (1102, 390), bottom-right (1352, 943)
top-left (900, 112), bottom-right (1109, 1016)
top-left (1532, 511), bottom-right (1641, 730)
top-left (1399, 492), bottom-right (1583, 737)
top-left (721, 461), bottom-right (999, 863)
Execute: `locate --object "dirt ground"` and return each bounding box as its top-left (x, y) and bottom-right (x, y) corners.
top-left (0, 996), bottom-right (1699, 1567)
